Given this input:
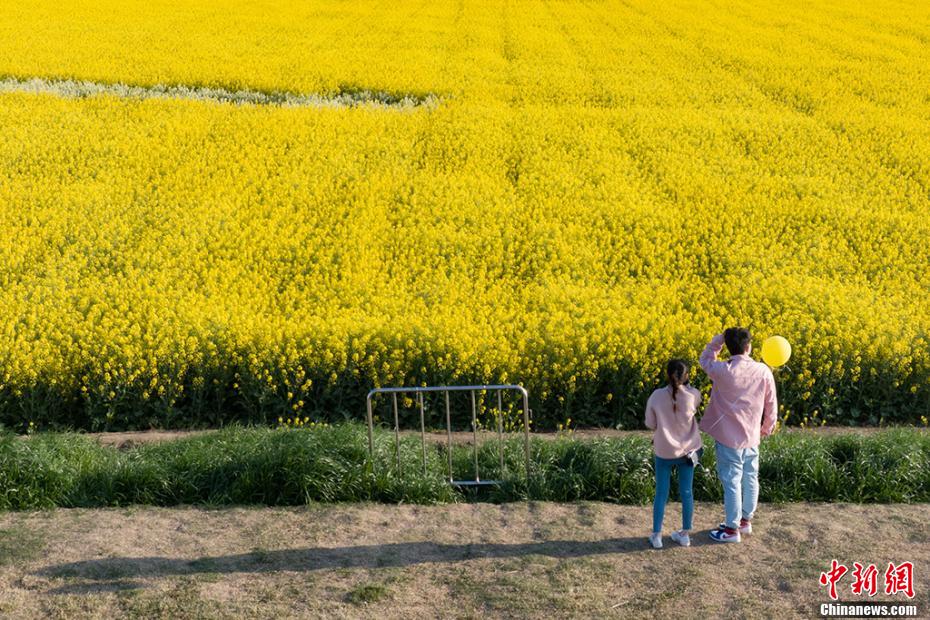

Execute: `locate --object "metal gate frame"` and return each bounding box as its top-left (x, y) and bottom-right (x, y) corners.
top-left (366, 384), bottom-right (531, 486)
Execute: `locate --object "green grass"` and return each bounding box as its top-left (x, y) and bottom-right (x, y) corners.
top-left (0, 425), bottom-right (928, 510)
top-left (344, 583), bottom-right (390, 605)
top-left (0, 525), bottom-right (45, 565)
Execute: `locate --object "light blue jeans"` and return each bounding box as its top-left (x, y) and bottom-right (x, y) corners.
top-left (653, 455), bottom-right (694, 533)
top-left (715, 441), bottom-right (759, 529)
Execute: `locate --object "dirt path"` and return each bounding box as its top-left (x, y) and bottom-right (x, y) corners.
top-left (1, 502), bottom-right (927, 618)
top-left (84, 425), bottom-right (899, 449)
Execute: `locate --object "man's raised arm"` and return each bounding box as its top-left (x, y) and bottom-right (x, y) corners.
top-left (699, 333), bottom-right (727, 379)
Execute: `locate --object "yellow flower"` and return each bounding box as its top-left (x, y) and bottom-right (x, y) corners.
top-left (0, 0), bottom-right (928, 431)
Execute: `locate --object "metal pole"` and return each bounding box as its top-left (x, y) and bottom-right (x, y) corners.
top-left (497, 390), bottom-right (504, 475)
top-left (471, 390), bottom-right (479, 482)
top-left (419, 392), bottom-right (427, 475)
top-left (445, 390), bottom-right (453, 482)
top-left (522, 389), bottom-right (531, 480)
top-left (392, 392), bottom-right (400, 473)
top-left (366, 394), bottom-right (374, 464)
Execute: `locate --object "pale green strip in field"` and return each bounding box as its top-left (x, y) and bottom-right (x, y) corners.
top-left (0, 76), bottom-right (437, 108)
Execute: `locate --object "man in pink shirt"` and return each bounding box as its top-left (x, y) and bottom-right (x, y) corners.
top-left (699, 327), bottom-right (777, 543)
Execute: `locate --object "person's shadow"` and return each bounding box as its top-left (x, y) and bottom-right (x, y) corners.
top-left (37, 533), bottom-right (717, 595)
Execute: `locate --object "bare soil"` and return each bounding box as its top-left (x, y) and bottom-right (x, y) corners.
top-left (83, 425), bottom-right (905, 449)
top-left (89, 430), bottom-right (213, 450)
top-left (1, 502), bottom-right (927, 618)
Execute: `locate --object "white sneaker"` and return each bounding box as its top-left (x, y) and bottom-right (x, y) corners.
top-left (670, 530), bottom-right (691, 547)
top-left (649, 532), bottom-right (663, 549)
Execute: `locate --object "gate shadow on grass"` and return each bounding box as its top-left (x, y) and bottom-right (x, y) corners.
top-left (38, 534), bottom-right (715, 593)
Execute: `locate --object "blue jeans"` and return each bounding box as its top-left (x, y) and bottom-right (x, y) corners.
top-left (653, 455), bottom-right (694, 533)
top-left (714, 441), bottom-right (759, 529)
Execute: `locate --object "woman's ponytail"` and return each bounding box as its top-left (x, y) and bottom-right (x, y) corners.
top-left (666, 359), bottom-right (690, 413)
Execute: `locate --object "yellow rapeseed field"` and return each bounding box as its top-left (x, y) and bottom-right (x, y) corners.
top-left (0, 0), bottom-right (928, 429)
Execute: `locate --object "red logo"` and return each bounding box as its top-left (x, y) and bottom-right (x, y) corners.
top-left (819, 560), bottom-right (915, 600)
top-left (850, 562), bottom-right (879, 597)
top-left (819, 560), bottom-right (849, 600)
top-left (884, 562), bottom-right (915, 599)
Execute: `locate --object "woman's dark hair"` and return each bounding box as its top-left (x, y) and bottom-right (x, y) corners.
top-left (666, 359), bottom-right (690, 412)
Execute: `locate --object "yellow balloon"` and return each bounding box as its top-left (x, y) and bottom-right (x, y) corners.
top-left (762, 336), bottom-right (791, 367)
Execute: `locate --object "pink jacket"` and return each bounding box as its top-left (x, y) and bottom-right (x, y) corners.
top-left (698, 334), bottom-right (778, 449)
top-left (644, 385), bottom-right (703, 459)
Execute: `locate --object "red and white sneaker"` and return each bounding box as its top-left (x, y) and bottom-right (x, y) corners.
top-left (717, 518), bottom-right (752, 536)
top-left (709, 527), bottom-right (741, 543)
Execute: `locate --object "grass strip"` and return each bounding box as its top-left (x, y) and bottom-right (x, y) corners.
top-left (1, 425), bottom-right (927, 509)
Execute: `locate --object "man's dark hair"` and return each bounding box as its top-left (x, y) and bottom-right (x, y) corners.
top-left (724, 327), bottom-right (752, 356)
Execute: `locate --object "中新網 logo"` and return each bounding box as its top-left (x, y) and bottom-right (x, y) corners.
top-left (819, 560), bottom-right (915, 600)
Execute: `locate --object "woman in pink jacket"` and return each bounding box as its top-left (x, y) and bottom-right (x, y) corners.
top-left (644, 360), bottom-right (703, 548)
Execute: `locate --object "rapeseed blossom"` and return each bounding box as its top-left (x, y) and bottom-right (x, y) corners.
top-left (0, 0), bottom-right (928, 430)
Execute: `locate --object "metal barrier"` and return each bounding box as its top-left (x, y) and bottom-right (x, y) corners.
top-left (366, 384), bottom-right (531, 486)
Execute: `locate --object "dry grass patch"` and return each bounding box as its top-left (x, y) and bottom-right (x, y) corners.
top-left (0, 502), bottom-right (927, 618)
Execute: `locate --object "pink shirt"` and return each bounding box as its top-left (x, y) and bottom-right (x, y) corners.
top-left (698, 334), bottom-right (778, 450)
top-left (644, 385), bottom-right (703, 459)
